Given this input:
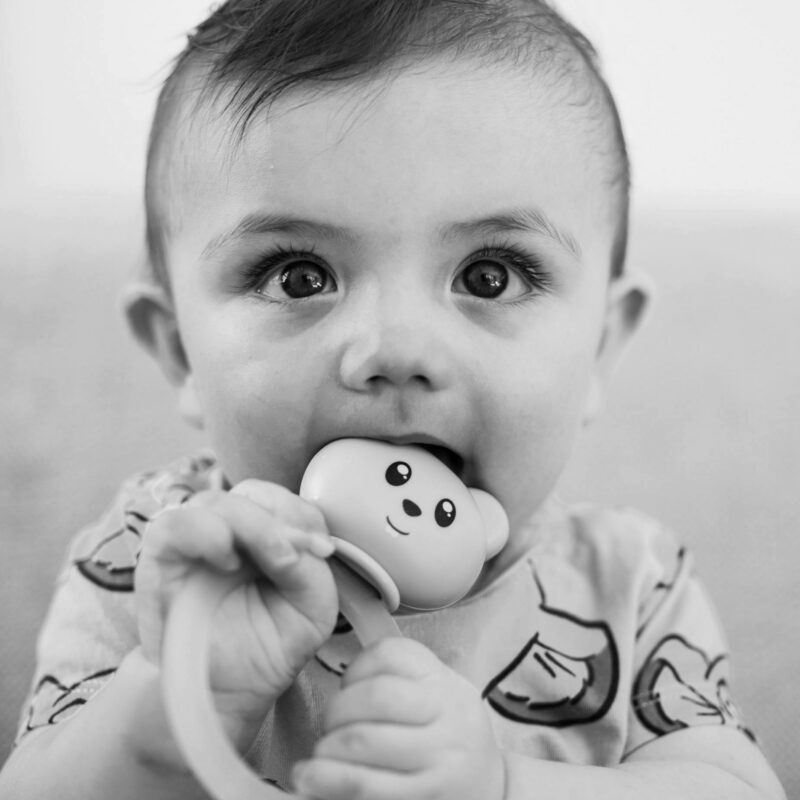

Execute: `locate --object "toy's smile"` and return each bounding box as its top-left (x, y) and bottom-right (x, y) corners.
top-left (385, 516), bottom-right (410, 536)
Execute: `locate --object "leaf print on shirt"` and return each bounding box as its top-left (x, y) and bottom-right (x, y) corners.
top-left (483, 573), bottom-right (619, 727)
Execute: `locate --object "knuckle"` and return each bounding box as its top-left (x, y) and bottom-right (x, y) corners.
top-left (142, 508), bottom-right (181, 549)
top-left (370, 637), bottom-right (402, 664)
top-left (338, 772), bottom-right (367, 800)
top-left (339, 725), bottom-right (368, 756)
top-left (230, 479), bottom-right (284, 508)
top-left (142, 504), bottom-right (230, 562)
top-left (230, 478), bottom-right (262, 495)
top-left (362, 678), bottom-right (386, 709)
top-left (374, 637), bottom-right (432, 675)
top-left (184, 489), bottom-right (226, 509)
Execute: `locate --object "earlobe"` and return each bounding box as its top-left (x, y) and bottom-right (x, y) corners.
top-left (177, 376), bottom-right (205, 430)
top-left (121, 282), bottom-right (205, 430)
top-left (584, 271), bottom-right (654, 424)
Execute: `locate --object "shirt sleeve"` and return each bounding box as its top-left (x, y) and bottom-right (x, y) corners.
top-left (625, 523), bottom-right (754, 756)
top-left (14, 455), bottom-right (219, 747)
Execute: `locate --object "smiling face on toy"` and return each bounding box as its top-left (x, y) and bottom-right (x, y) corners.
top-left (300, 439), bottom-right (508, 611)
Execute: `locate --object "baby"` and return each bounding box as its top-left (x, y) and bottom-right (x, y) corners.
top-left (0, 1), bottom-right (786, 798)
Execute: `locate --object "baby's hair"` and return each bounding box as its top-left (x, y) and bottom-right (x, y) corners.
top-left (145, 0), bottom-right (629, 285)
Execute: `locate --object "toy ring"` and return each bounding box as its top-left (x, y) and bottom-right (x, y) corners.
top-left (161, 559), bottom-right (399, 800)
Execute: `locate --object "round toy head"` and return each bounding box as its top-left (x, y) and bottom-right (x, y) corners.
top-left (299, 438), bottom-right (508, 611)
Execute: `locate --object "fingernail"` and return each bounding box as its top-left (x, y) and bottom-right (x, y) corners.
top-left (309, 533), bottom-right (335, 559)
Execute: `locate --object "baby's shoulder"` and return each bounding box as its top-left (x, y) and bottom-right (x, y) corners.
top-left (66, 452), bottom-right (223, 574)
top-left (566, 502), bottom-right (682, 555)
top-left (117, 451), bottom-right (224, 513)
top-left (529, 500), bottom-right (691, 602)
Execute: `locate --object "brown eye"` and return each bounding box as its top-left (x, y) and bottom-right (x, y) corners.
top-left (434, 499), bottom-right (456, 527)
top-left (385, 461), bottom-right (412, 486)
top-left (453, 247), bottom-right (549, 303)
top-left (278, 262), bottom-right (331, 298)
top-left (249, 253), bottom-right (337, 302)
top-left (460, 261), bottom-right (509, 299)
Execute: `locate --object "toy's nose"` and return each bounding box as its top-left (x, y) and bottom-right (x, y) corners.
top-left (402, 499), bottom-right (422, 517)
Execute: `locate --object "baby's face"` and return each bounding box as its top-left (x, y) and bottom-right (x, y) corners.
top-left (162, 58), bottom-right (625, 571)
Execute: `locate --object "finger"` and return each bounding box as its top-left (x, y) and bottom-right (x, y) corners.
top-left (313, 721), bottom-right (437, 772)
top-left (232, 482), bottom-right (335, 559)
top-left (341, 638), bottom-right (441, 687)
top-left (323, 674), bottom-right (439, 732)
top-left (144, 505), bottom-right (242, 573)
top-left (231, 479), bottom-right (329, 536)
top-left (292, 757), bottom-right (435, 800)
top-left (185, 491), bottom-right (339, 612)
top-left (135, 507), bottom-right (246, 663)
top-left (186, 490), bottom-right (334, 576)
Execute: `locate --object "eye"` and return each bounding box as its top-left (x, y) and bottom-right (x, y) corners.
top-left (452, 247), bottom-right (550, 301)
top-left (434, 498), bottom-right (456, 527)
top-left (238, 247), bottom-right (338, 301)
top-left (385, 461), bottom-right (412, 486)
top-left (457, 261), bottom-right (510, 299)
top-left (259, 261), bottom-right (335, 300)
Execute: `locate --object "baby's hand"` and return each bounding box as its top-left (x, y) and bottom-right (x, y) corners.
top-left (134, 480), bottom-right (338, 746)
top-left (292, 638), bottom-right (506, 800)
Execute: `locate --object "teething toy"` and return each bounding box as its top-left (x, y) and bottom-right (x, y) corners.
top-left (162, 438), bottom-right (508, 800)
top-left (301, 439), bottom-right (508, 612)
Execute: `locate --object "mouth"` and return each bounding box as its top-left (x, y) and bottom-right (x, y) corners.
top-left (385, 516), bottom-right (409, 536)
top-left (416, 443), bottom-right (465, 478)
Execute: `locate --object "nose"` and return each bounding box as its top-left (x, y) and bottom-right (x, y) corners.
top-left (338, 286), bottom-right (456, 393)
top-left (402, 499), bottom-right (422, 517)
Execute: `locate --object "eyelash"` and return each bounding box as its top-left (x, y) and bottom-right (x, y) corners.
top-left (234, 241), bottom-right (553, 302)
top-left (461, 242), bottom-right (553, 300)
top-left (233, 245), bottom-right (335, 303)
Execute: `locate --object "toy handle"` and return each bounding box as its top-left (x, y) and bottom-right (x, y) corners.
top-left (161, 559), bottom-right (400, 800)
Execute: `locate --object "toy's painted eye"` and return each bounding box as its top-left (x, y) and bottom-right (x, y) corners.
top-left (385, 461), bottom-right (412, 486)
top-left (434, 499), bottom-right (456, 527)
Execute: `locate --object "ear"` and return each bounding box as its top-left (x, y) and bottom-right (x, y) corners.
top-left (583, 270), bottom-right (654, 424)
top-left (121, 282), bottom-right (205, 429)
top-left (469, 488), bottom-right (509, 559)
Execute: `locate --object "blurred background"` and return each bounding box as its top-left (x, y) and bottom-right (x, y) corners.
top-left (1, 0), bottom-right (798, 794)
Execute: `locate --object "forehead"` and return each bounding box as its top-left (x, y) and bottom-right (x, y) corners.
top-left (168, 58), bottom-right (616, 266)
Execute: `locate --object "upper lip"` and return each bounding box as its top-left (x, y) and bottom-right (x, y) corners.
top-left (373, 432), bottom-right (455, 449)
top-left (367, 434), bottom-right (466, 477)
top-left (314, 431), bottom-right (467, 476)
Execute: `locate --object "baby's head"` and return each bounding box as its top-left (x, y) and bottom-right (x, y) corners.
top-left (127, 0), bottom-right (650, 564)
top-left (143, 0), bottom-right (632, 286)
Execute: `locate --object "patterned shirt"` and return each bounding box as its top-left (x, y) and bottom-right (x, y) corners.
top-left (16, 454), bottom-right (752, 789)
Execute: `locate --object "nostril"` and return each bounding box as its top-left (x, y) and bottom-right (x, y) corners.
top-left (402, 499), bottom-right (422, 517)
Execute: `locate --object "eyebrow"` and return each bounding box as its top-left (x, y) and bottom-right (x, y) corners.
top-left (201, 213), bottom-right (356, 260)
top-left (441, 208), bottom-right (581, 260)
top-left (201, 207), bottom-right (580, 261)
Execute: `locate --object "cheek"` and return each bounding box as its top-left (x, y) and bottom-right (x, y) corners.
top-left (185, 332), bottom-right (325, 486)
top-left (496, 351), bottom-right (594, 459)
top-left (480, 342), bottom-right (598, 521)
top-left (487, 308), bottom-right (599, 423)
